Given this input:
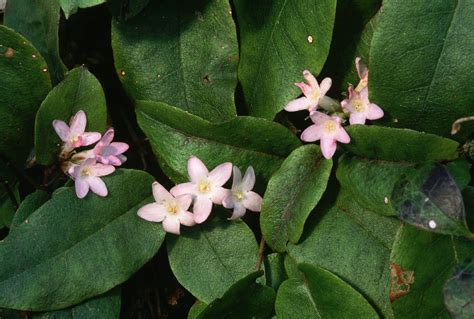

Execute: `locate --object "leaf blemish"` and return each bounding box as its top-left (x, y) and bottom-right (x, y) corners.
top-left (390, 263), bottom-right (415, 302)
top-left (4, 47), bottom-right (14, 58)
top-left (202, 75), bottom-right (210, 85)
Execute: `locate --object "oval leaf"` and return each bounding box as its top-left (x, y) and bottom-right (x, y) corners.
top-left (0, 169), bottom-right (165, 311)
top-left (261, 145), bottom-right (332, 252)
top-left (35, 67), bottom-right (108, 165)
top-left (0, 26), bottom-right (52, 164)
top-left (60, 0), bottom-right (106, 19)
top-left (234, 0), bottom-right (337, 119)
top-left (370, 0), bottom-right (474, 139)
top-left (112, 0), bottom-right (238, 122)
top-left (443, 260), bottom-right (474, 319)
top-left (10, 190), bottom-right (50, 230)
top-left (136, 100), bottom-right (300, 183)
top-left (275, 263), bottom-right (378, 319)
top-left (167, 215), bottom-right (258, 303)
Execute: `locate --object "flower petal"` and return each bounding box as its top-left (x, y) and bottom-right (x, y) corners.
top-left (170, 182), bottom-right (196, 197)
top-left (284, 97), bottom-right (312, 112)
top-left (320, 137), bottom-right (337, 159)
top-left (70, 110), bottom-right (87, 136)
top-left (81, 132), bottom-right (102, 146)
top-left (109, 142), bottom-right (129, 154)
top-left (188, 156), bottom-right (209, 183)
top-left (193, 198), bottom-right (213, 224)
top-left (366, 103), bottom-right (384, 120)
top-left (349, 113), bottom-right (367, 125)
top-left (163, 216), bottom-right (181, 235)
top-left (301, 125), bottom-right (323, 142)
top-left (176, 194), bottom-right (193, 211)
top-left (355, 57), bottom-right (368, 80)
top-left (137, 202), bottom-right (166, 222)
top-left (319, 77), bottom-right (332, 96)
top-left (231, 166), bottom-right (242, 190)
top-left (88, 176), bottom-right (108, 197)
top-left (178, 210), bottom-right (196, 227)
top-left (211, 186), bottom-right (229, 205)
top-left (75, 178), bottom-right (90, 199)
top-left (92, 164), bottom-right (115, 177)
top-left (303, 70), bottom-right (318, 88)
top-left (52, 120), bottom-right (70, 141)
top-left (228, 203), bottom-right (247, 220)
top-left (295, 82), bottom-right (313, 97)
top-left (222, 192), bottom-right (234, 209)
top-left (309, 111), bottom-right (330, 124)
top-left (209, 162), bottom-right (232, 187)
top-left (152, 181), bottom-right (173, 202)
top-left (243, 191), bottom-right (262, 212)
top-left (335, 128), bottom-right (351, 144)
top-left (241, 166), bottom-right (256, 192)
top-left (101, 128), bottom-right (115, 145)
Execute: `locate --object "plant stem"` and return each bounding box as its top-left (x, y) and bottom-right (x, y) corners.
top-left (255, 237), bottom-right (266, 271)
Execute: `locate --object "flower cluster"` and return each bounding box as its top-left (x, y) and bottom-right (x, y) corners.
top-left (52, 110), bottom-right (129, 198)
top-left (137, 156), bottom-right (262, 235)
top-left (284, 57), bottom-right (383, 159)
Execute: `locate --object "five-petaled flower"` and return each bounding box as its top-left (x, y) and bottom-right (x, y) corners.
top-left (284, 70), bottom-right (332, 113)
top-left (222, 166), bottom-right (262, 220)
top-left (170, 156), bottom-right (232, 224)
top-left (301, 112), bottom-right (350, 159)
top-left (53, 110), bottom-right (101, 154)
top-left (93, 128), bottom-right (129, 166)
top-left (69, 158), bottom-right (115, 199)
top-left (137, 182), bottom-right (195, 235)
top-left (354, 57), bottom-right (368, 92)
top-left (341, 86), bottom-right (384, 125)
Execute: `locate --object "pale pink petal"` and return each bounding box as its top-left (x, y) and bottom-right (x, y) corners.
top-left (335, 128), bottom-right (351, 144)
top-left (209, 162), bottom-right (232, 187)
top-left (228, 203), bottom-right (247, 220)
top-left (319, 77), bottom-right (332, 96)
top-left (117, 155), bottom-right (127, 163)
top-left (178, 210), bottom-right (196, 227)
top-left (309, 111), bottom-right (330, 124)
top-left (70, 111), bottom-right (87, 136)
top-left (188, 156), bottom-right (208, 183)
top-left (102, 155), bottom-right (122, 166)
top-left (301, 125), bottom-right (323, 142)
top-left (170, 182), bottom-right (196, 197)
top-left (88, 176), bottom-right (108, 197)
top-left (320, 137), bottom-right (337, 159)
top-left (355, 57), bottom-right (368, 80)
top-left (75, 178), bottom-right (90, 199)
top-left (349, 113), bottom-right (367, 125)
top-left (52, 120), bottom-right (70, 141)
top-left (176, 194), bottom-right (193, 211)
top-left (284, 97), bottom-right (312, 112)
top-left (193, 198), bottom-right (213, 224)
top-left (303, 70), bottom-right (318, 88)
top-left (137, 203), bottom-right (166, 222)
top-left (163, 216), bottom-right (181, 235)
top-left (109, 142), bottom-right (129, 154)
top-left (211, 187), bottom-right (229, 205)
top-left (295, 82), bottom-right (313, 97)
top-left (101, 128), bottom-right (115, 145)
top-left (243, 191), bottom-right (262, 212)
top-left (231, 166), bottom-right (242, 189)
top-left (81, 132), bottom-right (102, 146)
top-left (241, 166), bottom-right (256, 192)
top-left (92, 164), bottom-right (115, 177)
top-left (222, 192), bottom-right (234, 209)
top-left (152, 181), bottom-right (173, 202)
top-left (366, 103), bottom-right (384, 120)
top-left (340, 98), bottom-right (350, 110)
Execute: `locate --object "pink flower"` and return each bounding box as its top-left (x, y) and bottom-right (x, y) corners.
top-left (284, 70), bottom-right (332, 113)
top-left (354, 57), bottom-right (368, 92)
top-left (53, 110), bottom-right (101, 152)
top-left (222, 166), bottom-right (262, 220)
top-left (69, 158), bottom-right (115, 198)
top-left (93, 128), bottom-right (129, 166)
top-left (301, 112), bottom-right (351, 159)
top-left (170, 156), bottom-right (232, 224)
top-left (341, 86), bottom-right (384, 125)
top-left (137, 182), bottom-right (195, 235)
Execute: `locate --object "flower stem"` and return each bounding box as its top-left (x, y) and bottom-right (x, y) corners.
top-left (255, 237), bottom-right (266, 271)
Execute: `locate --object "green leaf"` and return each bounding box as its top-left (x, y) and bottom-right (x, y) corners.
top-left (390, 225), bottom-right (474, 318)
top-left (392, 163), bottom-right (472, 238)
top-left (4, 0), bottom-right (67, 84)
top-left (261, 145), bottom-right (332, 252)
top-left (188, 301), bottom-right (207, 319)
top-left (463, 187), bottom-right (474, 231)
top-left (0, 169), bottom-right (165, 311)
top-left (344, 125), bottom-right (459, 163)
top-left (288, 191), bottom-right (400, 317)
top-left (108, 0), bottom-right (150, 21)
top-left (32, 289), bottom-right (121, 319)
top-left (275, 263), bottom-right (378, 318)
top-left (112, 0), bottom-right (238, 122)
top-left (336, 155), bottom-right (414, 217)
top-left (370, 0), bottom-right (474, 140)
top-left (446, 159), bottom-right (472, 191)
top-left (167, 215), bottom-right (258, 303)
top-left (136, 100), bottom-right (301, 183)
top-left (35, 67), bottom-right (108, 165)
top-left (443, 260), bottom-right (474, 319)
top-left (10, 190), bottom-right (50, 230)
top-left (194, 271), bottom-right (276, 319)
top-left (234, 0), bottom-right (337, 119)
top-left (263, 253), bottom-right (287, 291)
top-left (60, 0), bottom-right (106, 19)
top-left (0, 26), bottom-right (52, 164)
top-left (0, 184), bottom-right (19, 229)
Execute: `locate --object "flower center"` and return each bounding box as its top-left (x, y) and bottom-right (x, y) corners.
top-left (310, 89), bottom-right (320, 101)
top-left (70, 136), bottom-right (80, 144)
top-left (352, 99), bottom-right (365, 112)
top-left (166, 203), bottom-right (178, 215)
top-left (323, 120), bottom-right (337, 133)
top-left (81, 168), bottom-right (92, 177)
top-left (198, 180), bottom-right (211, 193)
top-left (233, 191), bottom-right (244, 202)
